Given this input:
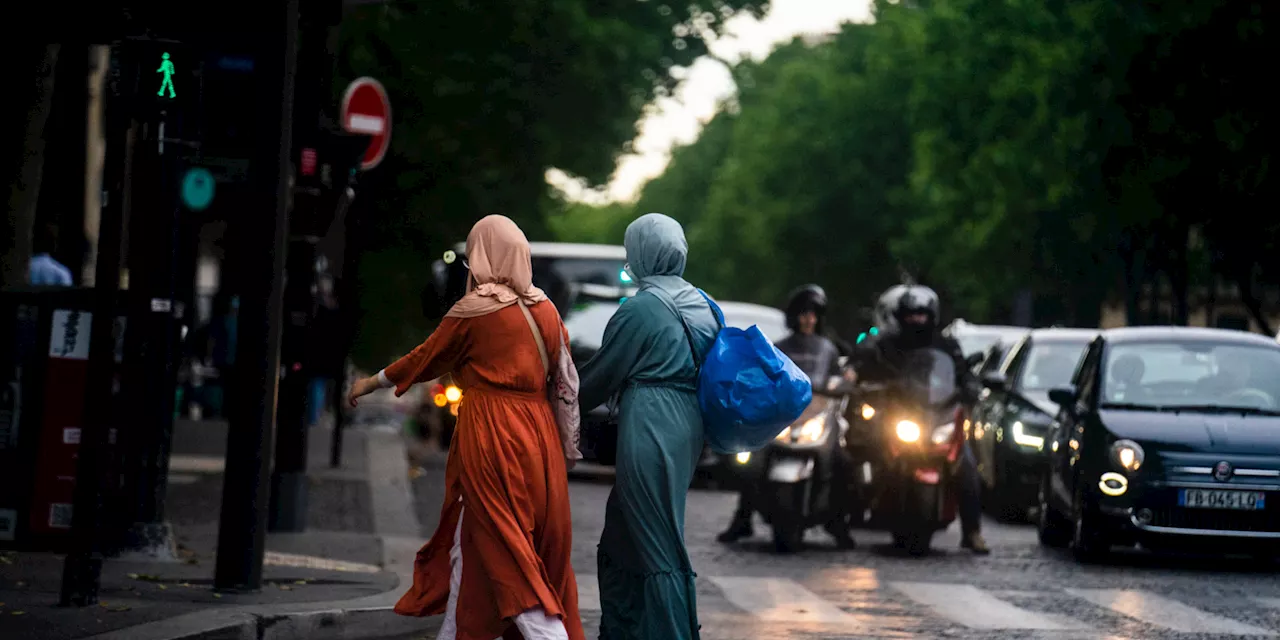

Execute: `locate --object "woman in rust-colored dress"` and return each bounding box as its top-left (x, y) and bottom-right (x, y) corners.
top-left (348, 215), bottom-right (584, 640)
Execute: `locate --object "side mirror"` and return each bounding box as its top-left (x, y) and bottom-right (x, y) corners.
top-left (981, 372), bottom-right (1007, 391)
top-left (966, 352), bottom-right (983, 368)
top-left (1048, 386), bottom-right (1078, 407)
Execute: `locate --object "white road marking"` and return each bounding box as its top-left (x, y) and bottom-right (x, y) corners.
top-left (263, 550), bottom-right (381, 574)
top-left (1067, 588), bottom-right (1276, 636)
top-left (577, 575), bottom-right (600, 611)
top-left (168, 454), bottom-right (224, 473)
top-left (892, 582), bottom-right (1082, 630)
top-left (708, 576), bottom-right (860, 626)
top-left (1256, 597), bottom-right (1280, 610)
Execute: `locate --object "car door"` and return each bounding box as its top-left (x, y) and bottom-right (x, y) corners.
top-left (1048, 339), bottom-right (1100, 508)
top-left (973, 339), bottom-right (1023, 486)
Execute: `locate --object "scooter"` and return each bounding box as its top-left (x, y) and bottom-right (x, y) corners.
top-left (741, 373), bottom-right (853, 553)
top-left (847, 348), bottom-right (967, 555)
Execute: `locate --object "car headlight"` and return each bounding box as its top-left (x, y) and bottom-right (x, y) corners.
top-left (1011, 421), bottom-right (1045, 450)
top-left (896, 420), bottom-right (922, 443)
top-left (1110, 439), bottom-right (1144, 472)
top-left (930, 422), bottom-right (955, 445)
top-left (444, 385), bottom-right (462, 403)
top-left (735, 452), bottom-right (751, 464)
top-left (776, 416), bottom-right (827, 445)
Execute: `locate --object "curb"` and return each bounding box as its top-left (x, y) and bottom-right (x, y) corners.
top-left (173, 607), bottom-right (437, 640)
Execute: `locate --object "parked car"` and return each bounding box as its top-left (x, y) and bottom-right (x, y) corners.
top-left (942, 319), bottom-right (1029, 364)
top-left (971, 328), bottom-right (1096, 521)
top-left (1037, 326), bottom-right (1280, 563)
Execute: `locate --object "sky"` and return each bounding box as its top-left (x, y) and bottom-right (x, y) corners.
top-left (546, 0), bottom-right (875, 204)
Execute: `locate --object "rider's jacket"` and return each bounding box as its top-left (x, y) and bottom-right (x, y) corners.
top-left (777, 332), bottom-right (843, 387)
top-left (850, 331), bottom-right (980, 405)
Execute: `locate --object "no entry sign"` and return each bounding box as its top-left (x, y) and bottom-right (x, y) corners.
top-left (340, 77), bottom-right (391, 171)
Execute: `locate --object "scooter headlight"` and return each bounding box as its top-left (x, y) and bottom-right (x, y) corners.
top-left (860, 404), bottom-right (876, 420)
top-left (444, 385), bottom-right (462, 403)
top-left (794, 416), bottom-right (827, 444)
top-left (930, 421), bottom-right (955, 445)
top-left (735, 452), bottom-right (751, 464)
top-left (896, 420), bottom-right (922, 443)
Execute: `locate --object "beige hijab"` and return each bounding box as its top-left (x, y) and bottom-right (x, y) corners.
top-left (444, 215), bottom-right (548, 319)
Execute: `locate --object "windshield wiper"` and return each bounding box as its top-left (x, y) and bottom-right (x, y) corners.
top-left (1100, 402), bottom-right (1163, 411)
top-left (1157, 404), bottom-right (1280, 417)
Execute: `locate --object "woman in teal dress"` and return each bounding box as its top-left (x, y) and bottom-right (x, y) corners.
top-left (578, 213), bottom-right (720, 640)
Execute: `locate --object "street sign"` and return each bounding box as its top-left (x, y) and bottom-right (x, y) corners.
top-left (180, 167), bottom-right (216, 211)
top-left (339, 77), bottom-right (391, 171)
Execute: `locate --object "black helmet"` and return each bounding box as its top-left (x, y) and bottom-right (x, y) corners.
top-left (786, 284), bottom-right (828, 332)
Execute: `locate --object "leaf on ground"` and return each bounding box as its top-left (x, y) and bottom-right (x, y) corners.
top-left (277, 585), bottom-right (293, 591)
top-left (212, 593), bottom-right (222, 599)
top-left (11, 611), bottom-right (25, 616)
top-left (156, 584), bottom-right (168, 590)
top-left (293, 580), bottom-right (308, 585)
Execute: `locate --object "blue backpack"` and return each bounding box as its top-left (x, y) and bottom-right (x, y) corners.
top-left (650, 288), bottom-right (813, 454)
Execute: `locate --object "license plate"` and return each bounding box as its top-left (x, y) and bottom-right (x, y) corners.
top-left (1178, 489), bottom-right (1266, 510)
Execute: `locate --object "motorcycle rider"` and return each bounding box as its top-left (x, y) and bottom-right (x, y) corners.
top-left (850, 284), bottom-right (991, 555)
top-left (716, 285), bottom-right (858, 549)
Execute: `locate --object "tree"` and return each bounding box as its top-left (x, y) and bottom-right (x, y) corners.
top-left (334, 0), bottom-right (766, 366)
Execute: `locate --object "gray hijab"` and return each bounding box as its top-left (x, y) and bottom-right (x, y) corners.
top-left (624, 213), bottom-right (688, 281)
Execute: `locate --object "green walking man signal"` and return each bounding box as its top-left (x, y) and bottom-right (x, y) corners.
top-left (157, 52), bottom-right (176, 99)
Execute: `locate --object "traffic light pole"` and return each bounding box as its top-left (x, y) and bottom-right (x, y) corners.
top-left (61, 45), bottom-right (132, 607)
top-left (269, 237), bottom-right (316, 531)
top-left (214, 0), bottom-right (299, 591)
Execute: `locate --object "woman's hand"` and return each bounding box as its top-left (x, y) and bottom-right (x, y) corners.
top-left (347, 375), bottom-right (382, 408)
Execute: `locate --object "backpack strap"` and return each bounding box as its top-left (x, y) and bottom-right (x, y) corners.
top-left (645, 286), bottom-right (704, 370)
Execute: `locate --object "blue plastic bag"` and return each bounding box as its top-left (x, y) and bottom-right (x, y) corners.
top-left (694, 293), bottom-right (812, 454)
top-left (649, 288), bottom-right (813, 454)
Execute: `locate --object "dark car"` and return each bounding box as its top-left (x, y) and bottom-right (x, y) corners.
top-left (972, 328), bottom-right (1096, 521)
top-left (1037, 327), bottom-right (1280, 563)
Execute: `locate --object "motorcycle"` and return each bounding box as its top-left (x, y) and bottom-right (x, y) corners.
top-left (848, 348), bottom-right (967, 555)
top-left (743, 372), bottom-right (853, 553)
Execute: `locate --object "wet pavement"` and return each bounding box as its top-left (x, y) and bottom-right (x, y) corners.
top-left (394, 461), bottom-right (1280, 640)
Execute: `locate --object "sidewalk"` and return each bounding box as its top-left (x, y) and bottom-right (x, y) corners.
top-left (0, 388), bottom-right (441, 640)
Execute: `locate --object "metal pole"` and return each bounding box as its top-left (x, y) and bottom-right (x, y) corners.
top-left (61, 44), bottom-right (130, 607)
top-left (269, 238), bottom-right (315, 532)
top-left (213, 0), bottom-right (299, 591)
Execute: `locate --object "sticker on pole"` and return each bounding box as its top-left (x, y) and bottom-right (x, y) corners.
top-left (340, 77), bottom-right (392, 171)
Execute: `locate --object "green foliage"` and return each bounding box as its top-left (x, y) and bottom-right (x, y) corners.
top-left (545, 0), bottom-right (1274, 334)
top-left (334, 0), bottom-right (766, 367)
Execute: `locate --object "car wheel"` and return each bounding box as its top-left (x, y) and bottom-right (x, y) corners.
top-left (1071, 489), bottom-right (1110, 563)
top-left (1036, 475), bottom-right (1071, 548)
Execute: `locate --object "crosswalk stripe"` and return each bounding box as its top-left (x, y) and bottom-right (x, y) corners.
top-left (1257, 598), bottom-right (1280, 610)
top-left (1066, 588), bottom-right (1277, 636)
top-left (577, 576), bottom-right (601, 612)
top-left (891, 582), bottom-right (1082, 630)
top-left (707, 576), bottom-right (861, 626)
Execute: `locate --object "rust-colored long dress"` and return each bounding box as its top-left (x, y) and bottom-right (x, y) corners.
top-left (388, 301), bottom-right (583, 640)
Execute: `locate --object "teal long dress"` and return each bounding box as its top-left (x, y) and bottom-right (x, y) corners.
top-left (578, 276), bottom-right (719, 640)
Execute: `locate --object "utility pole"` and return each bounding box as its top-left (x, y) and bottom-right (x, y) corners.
top-left (60, 44), bottom-right (134, 607)
top-left (214, 0), bottom-right (300, 591)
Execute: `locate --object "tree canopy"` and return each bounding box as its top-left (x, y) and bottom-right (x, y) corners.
top-left (541, 0), bottom-right (1275, 338)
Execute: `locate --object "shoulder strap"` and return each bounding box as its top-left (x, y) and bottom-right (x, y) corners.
top-left (517, 301), bottom-right (551, 376)
top-left (696, 289), bottom-right (725, 330)
top-left (645, 287), bottom-right (704, 369)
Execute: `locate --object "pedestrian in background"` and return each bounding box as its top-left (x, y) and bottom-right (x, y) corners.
top-left (347, 215), bottom-right (584, 640)
top-left (29, 223), bottom-right (73, 286)
top-left (577, 213), bottom-right (718, 640)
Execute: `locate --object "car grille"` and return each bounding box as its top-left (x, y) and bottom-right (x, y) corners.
top-left (1149, 504), bottom-right (1280, 534)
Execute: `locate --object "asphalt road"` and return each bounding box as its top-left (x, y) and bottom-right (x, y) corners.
top-left (392, 465), bottom-right (1280, 640)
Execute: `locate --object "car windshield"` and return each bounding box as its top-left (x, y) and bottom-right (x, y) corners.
top-left (443, 256), bottom-right (629, 307)
top-left (563, 300), bottom-right (788, 352)
top-left (1018, 341), bottom-right (1087, 391)
top-left (1101, 341), bottom-right (1280, 412)
top-left (955, 329), bottom-right (1027, 358)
